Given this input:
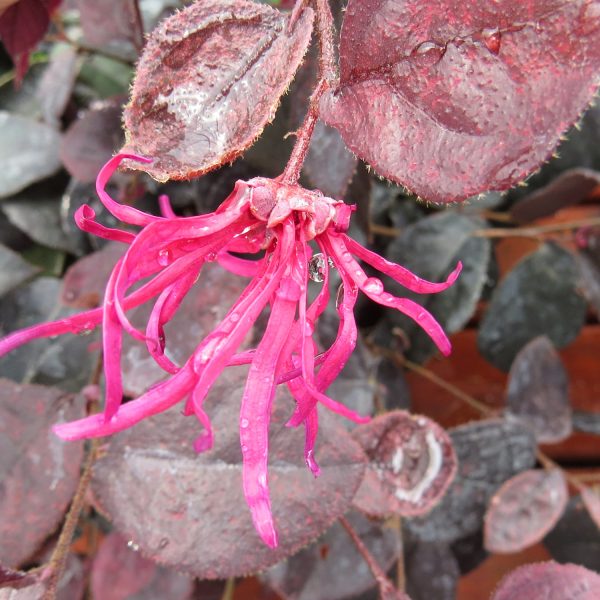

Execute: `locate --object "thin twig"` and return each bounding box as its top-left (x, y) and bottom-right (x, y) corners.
top-left (220, 577), bottom-right (236, 600)
top-left (339, 516), bottom-right (400, 599)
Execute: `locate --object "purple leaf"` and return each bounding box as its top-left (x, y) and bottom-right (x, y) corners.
top-left (484, 469), bottom-right (568, 554)
top-left (505, 336), bottom-right (572, 443)
top-left (60, 103), bottom-right (124, 183)
top-left (352, 410), bottom-right (457, 517)
top-left (263, 512), bottom-right (401, 600)
top-left (90, 532), bottom-right (194, 600)
top-left (406, 542), bottom-right (459, 600)
top-left (91, 371), bottom-right (367, 578)
top-left (491, 561), bottom-right (600, 600)
top-left (77, 0), bottom-right (142, 48)
top-left (122, 0), bottom-right (314, 181)
top-left (0, 379), bottom-right (84, 567)
top-left (320, 0), bottom-right (600, 203)
top-left (405, 419), bottom-right (537, 543)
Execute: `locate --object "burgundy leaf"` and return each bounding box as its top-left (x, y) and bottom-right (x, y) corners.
top-left (0, 0), bottom-right (62, 82)
top-left (61, 242), bottom-right (125, 309)
top-left (320, 0), bottom-right (600, 203)
top-left (91, 370), bottom-right (367, 578)
top-left (35, 45), bottom-right (79, 128)
top-left (491, 561), bottom-right (600, 600)
top-left (405, 419), bottom-right (537, 543)
top-left (0, 379), bottom-right (84, 567)
top-left (77, 0), bottom-right (142, 49)
top-left (122, 0), bottom-right (314, 181)
top-left (581, 487), bottom-right (600, 530)
top-left (505, 336), bottom-right (572, 443)
top-left (352, 411), bottom-right (456, 517)
top-left (405, 542), bottom-right (459, 600)
top-left (91, 532), bottom-right (194, 600)
top-left (60, 103), bottom-right (124, 183)
top-left (121, 263), bottom-right (249, 396)
top-left (484, 468), bottom-right (568, 554)
top-left (511, 168), bottom-right (600, 225)
top-left (0, 565), bottom-right (33, 589)
top-left (263, 512), bottom-right (401, 600)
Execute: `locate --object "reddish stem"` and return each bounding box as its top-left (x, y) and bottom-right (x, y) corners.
top-left (339, 516), bottom-right (401, 599)
top-left (281, 0), bottom-right (337, 184)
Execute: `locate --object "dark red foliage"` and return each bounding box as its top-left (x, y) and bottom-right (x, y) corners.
top-left (0, 379), bottom-right (84, 567)
top-left (505, 336), bottom-right (572, 443)
top-left (320, 0), bottom-right (600, 202)
top-left (0, 0), bottom-right (62, 83)
top-left (77, 0), bottom-right (142, 49)
top-left (122, 0), bottom-right (314, 181)
top-left (91, 369), bottom-right (367, 579)
top-left (492, 561), bottom-right (600, 600)
top-left (484, 468), bottom-right (568, 554)
top-left (90, 532), bottom-right (194, 600)
top-left (352, 410), bottom-right (457, 517)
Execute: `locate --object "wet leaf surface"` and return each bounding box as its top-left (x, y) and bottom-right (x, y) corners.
top-left (0, 243), bottom-right (39, 298)
top-left (381, 213), bottom-right (490, 362)
top-left (544, 496), bottom-right (600, 572)
top-left (0, 277), bottom-right (98, 391)
top-left (505, 336), bottom-right (572, 443)
top-left (484, 468), bottom-right (568, 553)
top-left (0, 111), bottom-right (62, 198)
top-left (0, 379), bottom-right (84, 568)
top-left (321, 0), bottom-right (600, 203)
top-left (92, 370), bottom-right (367, 578)
top-left (122, 264), bottom-right (249, 396)
top-left (122, 0), bottom-right (314, 181)
top-left (352, 410), bottom-right (457, 517)
top-left (405, 419), bottom-right (536, 543)
top-left (478, 243), bottom-right (586, 371)
top-left (263, 512), bottom-right (401, 600)
top-left (60, 102), bottom-right (124, 183)
top-left (405, 542), bottom-right (459, 600)
top-left (90, 531), bottom-right (194, 600)
top-left (491, 561), bottom-right (600, 600)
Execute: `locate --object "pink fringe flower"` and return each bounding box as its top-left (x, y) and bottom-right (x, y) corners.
top-left (0, 154), bottom-right (461, 547)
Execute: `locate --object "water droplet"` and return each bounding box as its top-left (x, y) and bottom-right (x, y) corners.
top-left (417, 310), bottom-right (426, 321)
top-left (482, 28), bottom-right (501, 55)
top-left (412, 40), bottom-right (445, 61)
top-left (241, 418), bottom-right (249, 428)
top-left (308, 253), bottom-right (327, 283)
top-left (304, 321), bottom-right (314, 336)
top-left (127, 540), bottom-right (140, 551)
top-left (157, 248), bottom-right (172, 267)
top-left (158, 538), bottom-right (169, 549)
top-left (230, 312), bottom-right (240, 323)
top-left (363, 277), bottom-right (384, 295)
top-left (241, 444), bottom-right (249, 453)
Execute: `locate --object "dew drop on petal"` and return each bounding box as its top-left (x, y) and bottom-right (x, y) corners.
top-left (241, 418), bottom-right (249, 428)
top-left (308, 253), bottom-right (327, 282)
top-left (304, 321), bottom-right (314, 336)
top-left (127, 540), bottom-right (140, 551)
top-left (157, 248), bottom-right (172, 267)
top-left (230, 312), bottom-right (240, 323)
top-left (363, 277), bottom-right (384, 295)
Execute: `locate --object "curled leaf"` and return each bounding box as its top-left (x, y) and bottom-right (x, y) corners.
top-left (352, 410), bottom-right (457, 517)
top-left (122, 0), bottom-right (314, 181)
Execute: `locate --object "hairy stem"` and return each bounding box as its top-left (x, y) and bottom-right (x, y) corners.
top-left (281, 0), bottom-right (337, 184)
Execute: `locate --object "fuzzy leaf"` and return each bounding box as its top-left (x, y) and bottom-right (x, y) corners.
top-left (92, 373), bottom-right (367, 578)
top-left (484, 469), bottom-right (568, 553)
top-left (492, 562), bottom-right (600, 600)
top-left (352, 410), bottom-right (457, 517)
top-left (320, 0), bottom-right (600, 203)
top-left (122, 0), bottom-right (314, 181)
top-left (505, 336), bottom-right (572, 443)
top-left (0, 379), bottom-right (84, 568)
